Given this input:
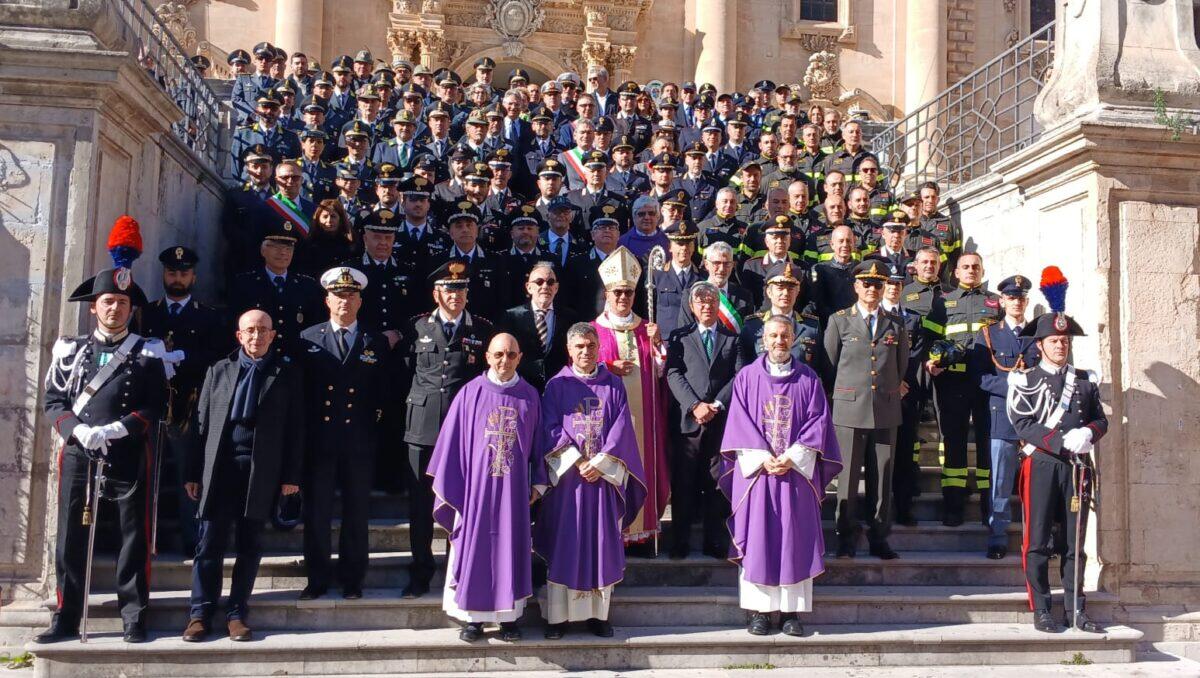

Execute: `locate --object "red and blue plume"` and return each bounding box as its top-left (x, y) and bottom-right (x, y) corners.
top-left (106, 215), bottom-right (143, 270)
top-left (1039, 265), bottom-right (1068, 313)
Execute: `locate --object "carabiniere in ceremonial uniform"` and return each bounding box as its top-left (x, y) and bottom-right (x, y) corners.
top-left (39, 266), bottom-right (168, 644)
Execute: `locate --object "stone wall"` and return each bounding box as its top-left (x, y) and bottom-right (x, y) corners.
top-left (946, 0), bottom-right (975, 82)
top-left (945, 118), bottom-right (1200, 641)
top-left (0, 0), bottom-right (226, 603)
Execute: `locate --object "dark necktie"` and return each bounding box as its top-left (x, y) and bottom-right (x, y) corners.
top-left (553, 238), bottom-right (564, 264)
top-left (702, 329), bottom-right (713, 360)
top-left (443, 321), bottom-right (456, 339)
top-left (169, 302), bottom-right (181, 317)
top-left (534, 309), bottom-right (549, 353)
top-left (273, 275), bottom-right (285, 293)
top-left (336, 328), bottom-right (349, 359)
top-left (867, 314), bottom-right (876, 338)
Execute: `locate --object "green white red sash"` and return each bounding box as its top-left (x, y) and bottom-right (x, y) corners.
top-left (717, 291), bottom-right (742, 332)
top-left (267, 193), bottom-right (311, 236)
top-left (562, 146), bottom-right (587, 180)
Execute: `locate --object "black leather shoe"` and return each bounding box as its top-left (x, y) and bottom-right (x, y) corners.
top-left (543, 622), bottom-right (567, 640)
top-left (780, 614), bottom-right (805, 637)
top-left (1066, 611), bottom-right (1104, 633)
top-left (342, 586), bottom-right (363, 600)
top-left (586, 618), bottom-right (613, 637)
top-left (400, 581), bottom-right (429, 599)
top-left (123, 621), bottom-right (147, 643)
top-left (299, 585), bottom-right (326, 601)
top-left (459, 623), bottom-right (484, 642)
top-left (498, 622), bottom-right (521, 642)
top-left (986, 545), bottom-right (1007, 560)
top-left (1033, 610), bottom-right (1062, 633)
top-left (747, 612), bottom-right (771, 636)
top-left (868, 540), bottom-right (899, 560)
top-left (33, 616), bottom-right (78, 644)
top-left (835, 541), bottom-right (856, 559)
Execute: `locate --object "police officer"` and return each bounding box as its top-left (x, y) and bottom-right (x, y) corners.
top-left (38, 260), bottom-right (168, 643)
top-left (137, 246), bottom-right (225, 555)
top-left (222, 144), bottom-right (277, 285)
top-left (438, 201), bottom-right (507, 322)
top-left (970, 275), bottom-right (1040, 558)
top-left (228, 220), bottom-right (325, 360)
top-left (824, 260), bottom-right (908, 560)
top-left (230, 91), bottom-right (300, 180)
top-left (809, 225), bottom-right (859, 325)
top-left (739, 262), bottom-right (823, 371)
top-left (297, 267), bottom-right (390, 601)
top-left (740, 215), bottom-right (802, 310)
top-left (230, 42), bottom-right (278, 125)
top-left (925, 252), bottom-right (1001, 526)
top-left (394, 175), bottom-right (453, 299)
top-left (1008, 304), bottom-right (1106, 634)
top-left (293, 128), bottom-right (336, 202)
top-left (400, 259), bottom-right (494, 598)
top-left (653, 219), bottom-right (702, 338)
top-left (881, 263), bottom-right (931, 526)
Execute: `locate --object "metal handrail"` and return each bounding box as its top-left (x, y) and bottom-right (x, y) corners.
top-left (870, 21), bottom-right (1056, 192)
top-left (111, 0), bottom-right (225, 170)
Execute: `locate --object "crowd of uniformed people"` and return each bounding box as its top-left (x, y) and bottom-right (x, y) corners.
top-left (34, 42), bottom-right (1108, 645)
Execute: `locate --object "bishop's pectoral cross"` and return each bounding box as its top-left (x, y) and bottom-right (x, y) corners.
top-left (762, 394), bottom-right (794, 455)
top-left (571, 397), bottom-right (605, 459)
top-left (485, 406), bottom-right (519, 477)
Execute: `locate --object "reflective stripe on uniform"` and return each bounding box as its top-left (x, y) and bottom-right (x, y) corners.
top-left (921, 317), bottom-right (945, 335)
top-left (942, 465), bottom-right (968, 488)
top-left (945, 321), bottom-right (990, 337)
top-left (975, 467), bottom-right (991, 490)
top-left (912, 441), bottom-right (921, 463)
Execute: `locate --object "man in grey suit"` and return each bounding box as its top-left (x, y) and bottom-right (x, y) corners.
top-left (824, 261), bottom-right (909, 560)
top-left (183, 309), bottom-right (304, 642)
top-left (665, 281), bottom-right (748, 559)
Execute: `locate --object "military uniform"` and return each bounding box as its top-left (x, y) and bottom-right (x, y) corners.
top-left (298, 268), bottom-right (390, 598)
top-left (884, 270), bottom-right (934, 527)
top-left (653, 221), bottom-right (703, 338)
top-left (1007, 309), bottom-right (1107, 633)
top-left (739, 305), bottom-right (823, 371)
top-left (822, 147), bottom-right (876, 184)
top-left (927, 282), bottom-right (1002, 525)
top-left (698, 213), bottom-right (753, 262)
top-left (38, 265), bottom-right (167, 644)
top-left (222, 177), bottom-right (275, 285)
top-left (919, 211), bottom-right (962, 283)
top-left (295, 156), bottom-right (336, 203)
top-left (810, 259), bottom-right (858, 325)
top-left (230, 121), bottom-right (300, 180)
top-left (400, 263), bottom-right (493, 595)
top-left (823, 262), bottom-right (909, 558)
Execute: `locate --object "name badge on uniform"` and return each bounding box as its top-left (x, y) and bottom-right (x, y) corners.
top-left (944, 300), bottom-right (958, 308)
top-left (905, 292), bottom-right (920, 302)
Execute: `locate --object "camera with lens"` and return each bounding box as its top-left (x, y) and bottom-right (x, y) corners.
top-left (928, 339), bottom-right (965, 366)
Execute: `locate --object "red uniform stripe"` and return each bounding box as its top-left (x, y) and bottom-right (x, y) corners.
top-left (55, 444), bottom-right (64, 610)
top-left (1019, 454), bottom-right (1033, 610)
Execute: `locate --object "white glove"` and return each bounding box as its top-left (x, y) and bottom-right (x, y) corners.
top-left (97, 421), bottom-right (129, 441)
top-left (163, 349), bottom-right (186, 364)
top-left (71, 424), bottom-right (109, 454)
top-left (1062, 427), bottom-right (1094, 455)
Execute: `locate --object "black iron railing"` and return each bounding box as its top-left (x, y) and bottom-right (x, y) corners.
top-left (112, 0), bottom-right (224, 170)
top-left (870, 21), bottom-right (1056, 192)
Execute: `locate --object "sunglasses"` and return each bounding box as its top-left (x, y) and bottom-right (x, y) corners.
top-left (529, 278), bottom-right (558, 286)
top-left (859, 280), bottom-right (884, 289)
top-left (612, 289), bottom-right (635, 297)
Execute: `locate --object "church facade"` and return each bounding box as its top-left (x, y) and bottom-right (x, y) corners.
top-left (164, 0), bottom-right (1054, 120)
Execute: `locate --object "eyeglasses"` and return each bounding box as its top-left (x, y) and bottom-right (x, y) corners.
top-left (859, 281), bottom-right (884, 289)
top-left (529, 278), bottom-right (558, 286)
top-left (860, 167), bottom-right (879, 173)
top-left (276, 175), bottom-right (300, 182)
top-left (612, 289), bottom-right (635, 297)
top-left (635, 210), bottom-right (657, 217)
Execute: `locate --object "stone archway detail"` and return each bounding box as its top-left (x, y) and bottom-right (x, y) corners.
top-left (451, 44), bottom-right (567, 82)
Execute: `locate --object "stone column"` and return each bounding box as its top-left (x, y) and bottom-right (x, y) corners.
top-left (274, 0), bottom-right (323, 59)
top-left (608, 45), bottom-right (637, 86)
top-left (903, 0), bottom-right (946, 113)
top-left (693, 0), bottom-right (737, 92)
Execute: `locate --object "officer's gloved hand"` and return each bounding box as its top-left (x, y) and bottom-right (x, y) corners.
top-left (71, 424), bottom-right (109, 454)
top-left (97, 421), bottom-right (129, 441)
top-left (1062, 427), bottom-right (1094, 455)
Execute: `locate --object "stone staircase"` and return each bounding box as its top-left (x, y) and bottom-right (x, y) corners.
top-left (14, 424), bottom-right (1144, 675)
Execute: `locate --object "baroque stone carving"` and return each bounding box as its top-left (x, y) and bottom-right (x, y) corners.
top-left (1005, 29), bottom-right (1020, 48)
top-left (153, 1), bottom-right (198, 55)
top-left (804, 50), bottom-right (840, 101)
top-left (396, 0), bottom-right (419, 12)
top-left (418, 29), bottom-right (448, 61)
top-left (1003, 0), bottom-right (1017, 12)
top-left (487, 0), bottom-right (546, 57)
top-left (608, 44), bottom-right (636, 71)
top-left (586, 9), bottom-right (607, 28)
top-left (543, 16), bottom-right (585, 34)
top-left (798, 34), bottom-right (837, 54)
top-left (445, 12), bottom-right (489, 28)
top-left (581, 41), bottom-right (610, 68)
top-left (422, 0), bottom-right (442, 12)
top-left (387, 28), bottom-right (421, 63)
top-left (559, 48), bottom-right (588, 75)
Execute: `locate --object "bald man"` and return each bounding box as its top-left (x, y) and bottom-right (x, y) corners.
top-left (810, 225), bottom-right (860, 326)
top-left (428, 332), bottom-right (543, 642)
top-left (184, 310), bottom-right (304, 642)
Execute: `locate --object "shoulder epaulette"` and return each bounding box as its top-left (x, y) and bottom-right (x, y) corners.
top-left (835, 308), bottom-right (848, 316)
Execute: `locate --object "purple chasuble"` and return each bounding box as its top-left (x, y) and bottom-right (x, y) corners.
top-left (718, 355), bottom-right (843, 587)
top-left (617, 228), bottom-right (670, 260)
top-left (428, 374), bottom-right (542, 613)
top-left (532, 365), bottom-right (647, 591)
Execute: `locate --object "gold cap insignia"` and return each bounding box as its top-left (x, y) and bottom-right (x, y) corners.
top-left (602, 205), bottom-right (616, 215)
top-left (174, 247), bottom-right (184, 259)
top-left (378, 209), bottom-right (394, 220)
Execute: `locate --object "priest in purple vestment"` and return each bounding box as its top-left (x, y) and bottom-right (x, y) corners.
top-left (719, 315), bottom-right (842, 637)
top-left (428, 334), bottom-right (543, 643)
top-left (533, 322), bottom-right (647, 640)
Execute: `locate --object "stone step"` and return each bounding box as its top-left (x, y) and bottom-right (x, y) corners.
top-left (32, 586), bottom-right (1116, 632)
top-left (87, 549), bottom-right (1030, 591)
top-left (25, 623), bottom-right (1144, 676)
top-left (246, 519), bottom-right (1020, 554)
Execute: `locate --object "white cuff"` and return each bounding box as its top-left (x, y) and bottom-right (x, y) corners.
top-left (546, 444), bottom-right (583, 487)
top-left (100, 421), bottom-right (129, 440)
top-left (586, 453), bottom-right (628, 488)
top-left (735, 449), bottom-right (773, 478)
top-left (784, 443), bottom-right (817, 480)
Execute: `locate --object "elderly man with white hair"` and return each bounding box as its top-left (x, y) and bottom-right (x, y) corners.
top-left (618, 194), bottom-right (669, 260)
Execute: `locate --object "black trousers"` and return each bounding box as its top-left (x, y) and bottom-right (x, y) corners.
top-left (303, 444), bottom-right (374, 590)
top-left (190, 456), bottom-right (264, 622)
top-left (166, 422), bottom-right (200, 554)
top-left (406, 443), bottom-right (437, 586)
top-left (1020, 452), bottom-right (1090, 615)
top-left (934, 373), bottom-right (992, 522)
top-left (55, 448), bottom-right (149, 626)
top-left (834, 426), bottom-right (896, 542)
top-left (893, 388), bottom-right (925, 519)
top-left (670, 422), bottom-right (730, 554)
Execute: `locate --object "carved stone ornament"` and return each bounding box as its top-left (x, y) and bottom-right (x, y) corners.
top-left (153, 1), bottom-right (198, 56)
top-left (799, 34), bottom-right (837, 54)
top-left (487, 0), bottom-right (547, 57)
top-left (396, 0), bottom-right (419, 12)
top-left (1003, 0), bottom-right (1017, 12)
top-left (803, 50), bottom-right (840, 102)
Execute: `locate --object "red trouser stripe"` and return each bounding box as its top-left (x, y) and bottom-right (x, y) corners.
top-left (1019, 454), bottom-right (1034, 611)
top-left (55, 444), bottom-right (64, 610)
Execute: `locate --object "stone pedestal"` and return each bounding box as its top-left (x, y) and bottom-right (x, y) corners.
top-left (0, 0), bottom-right (226, 605)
